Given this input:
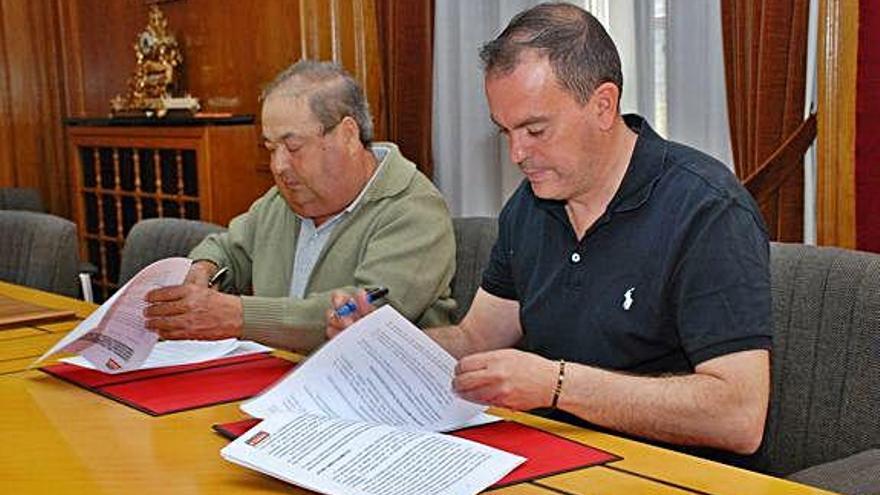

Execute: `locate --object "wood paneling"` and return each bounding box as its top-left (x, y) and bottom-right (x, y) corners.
top-left (297, 0), bottom-right (387, 140)
top-left (59, 0), bottom-right (302, 118)
top-left (58, 0), bottom-right (388, 134)
top-left (0, 0), bottom-right (69, 216)
top-left (377, 0), bottom-right (434, 176)
top-left (816, 0), bottom-right (858, 248)
top-left (1, 0), bottom-right (435, 225)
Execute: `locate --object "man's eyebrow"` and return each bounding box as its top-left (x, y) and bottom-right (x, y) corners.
top-left (514, 116), bottom-right (549, 128)
top-left (489, 114), bottom-right (549, 132)
top-left (262, 132), bottom-right (298, 143)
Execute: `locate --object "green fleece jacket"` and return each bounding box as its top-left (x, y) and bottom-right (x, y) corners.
top-left (189, 143), bottom-right (456, 352)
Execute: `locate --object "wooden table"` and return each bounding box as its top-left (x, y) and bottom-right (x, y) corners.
top-left (0, 281), bottom-right (93, 375)
top-left (0, 282), bottom-right (835, 494)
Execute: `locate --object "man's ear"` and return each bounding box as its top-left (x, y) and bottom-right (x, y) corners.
top-left (591, 82), bottom-right (620, 131)
top-left (337, 116), bottom-right (362, 151)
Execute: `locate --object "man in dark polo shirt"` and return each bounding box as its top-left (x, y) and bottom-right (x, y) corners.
top-left (329, 3), bottom-right (771, 458)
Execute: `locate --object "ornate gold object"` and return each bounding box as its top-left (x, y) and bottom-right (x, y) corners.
top-left (110, 5), bottom-right (199, 117)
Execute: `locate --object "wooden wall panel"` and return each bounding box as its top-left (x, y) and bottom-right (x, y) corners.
top-left (1, 0), bottom-right (435, 224)
top-left (59, 0), bottom-right (386, 131)
top-left (60, 1), bottom-right (147, 118)
top-left (60, 0), bottom-right (301, 118)
top-left (0, 2), bottom-right (15, 186)
top-left (377, 0), bottom-right (434, 176)
top-left (56, 0), bottom-right (404, 181)
top-left (0, 0), bottom-right (69, 215)
top-left (298, 0), bottom-right (387, 140)
top-left (817, 0), bottom-right (858, 248)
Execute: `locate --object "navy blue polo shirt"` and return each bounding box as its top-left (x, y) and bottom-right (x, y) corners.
top-left (482, 115), bottom-right (771, 374)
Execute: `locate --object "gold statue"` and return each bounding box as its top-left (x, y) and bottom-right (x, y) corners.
top-left (111, 5), bottom-right (199, 117)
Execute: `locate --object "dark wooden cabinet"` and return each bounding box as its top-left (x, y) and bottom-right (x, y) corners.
top-left (66, 117), bottom-right (273, 300)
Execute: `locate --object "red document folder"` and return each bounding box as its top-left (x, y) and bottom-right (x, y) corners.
top-left (213, 418), bottom-right (620, 487)
top-left (41, 353), bottom-right (295, 416)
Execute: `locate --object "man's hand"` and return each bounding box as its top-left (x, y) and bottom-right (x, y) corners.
top-left (453, 349), bottom-right (559, 410)
top-left (144, 284), bottom-right (243, 340)
top-left (184, 260), bottom-right (217, 288)
top-left (325, 290), bottom-right (374, 340)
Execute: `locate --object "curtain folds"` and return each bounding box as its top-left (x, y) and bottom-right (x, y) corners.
top-left (433, 0), bottom-right (541, 217)
top-left (721, 0), bottom-right (813, 241)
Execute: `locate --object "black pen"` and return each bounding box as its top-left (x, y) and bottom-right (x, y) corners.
top-left (334, 287), bottom-right (389, 318)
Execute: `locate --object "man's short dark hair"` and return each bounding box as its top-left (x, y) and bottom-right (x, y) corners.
top-left (479, 2), bottom-right (622, 105)
top-left (262, 60), bottom-right (374, 147)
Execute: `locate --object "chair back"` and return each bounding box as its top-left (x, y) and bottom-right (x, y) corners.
top-left (450, 217), bottom-right (497, 323)
top-left (0, 187), bottom-right (45, 212)
top-left (753, 242), bottom-right (880, 475)
top-left (0, 210), bottom-right (79, 296)
top-left (118, 218), bottom-right (226, 285)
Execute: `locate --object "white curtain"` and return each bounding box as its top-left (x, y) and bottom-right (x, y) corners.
top-left (433, 0), bottom-right (734, 216)
top-left (433, 0), bottom-right (543, 217)
top-left (666, 1), bottom-right (733, 167)
top-left (803, 0), bottom-right (819, 244)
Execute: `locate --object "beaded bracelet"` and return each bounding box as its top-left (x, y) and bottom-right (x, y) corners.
top-left (550, 359), bottom-right (566, 409)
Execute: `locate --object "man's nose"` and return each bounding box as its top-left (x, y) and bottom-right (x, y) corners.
top-left (508, 134), bottom-right (527, 165)
top-left (270, 149), bottom-right (292, 175)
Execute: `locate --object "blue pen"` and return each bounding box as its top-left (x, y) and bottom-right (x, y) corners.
top-left (334, 287), bottom-right (389, 318)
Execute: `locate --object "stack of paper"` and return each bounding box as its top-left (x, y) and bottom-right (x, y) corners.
top-left (60, 339), bottom-right (272, 371)
top-left (35, 257), bottom-right (193, 373)
top-left (222, 306), bottom-right (525, 495)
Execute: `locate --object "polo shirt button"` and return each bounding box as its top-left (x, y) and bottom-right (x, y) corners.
top-left (570, 252), bottom-right (581, 263)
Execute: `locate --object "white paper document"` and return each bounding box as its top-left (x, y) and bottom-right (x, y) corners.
top-left (227, 306), bottom-right (520, 495)
top-left (221, 412), bottom-right (524, 495)
top-left (35, 257), bottom-right (192, 373)
top-left (60, 339), bottom-right (272, 371)
top-left (242, 305), bottom-right (486, 431)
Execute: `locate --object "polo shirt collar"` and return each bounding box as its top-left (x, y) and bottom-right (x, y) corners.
top-left (608, 114), bottom-right (668, 213)
top-left (533, 114), bottom-right (668, 216)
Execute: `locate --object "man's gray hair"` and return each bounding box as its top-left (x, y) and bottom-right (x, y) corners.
top-left (479, 2), bottom-right (622, 105)
top-left (262, 60), bottom-right (374, 146)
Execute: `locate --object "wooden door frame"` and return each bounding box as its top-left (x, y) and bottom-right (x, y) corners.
top-left (816, 0), bottom-right (858, 247)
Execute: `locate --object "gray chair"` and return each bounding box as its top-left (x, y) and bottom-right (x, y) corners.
top-left (0, 187), bottom-right (44, 212)
top-left (0, 210), bottom-right (79, 297)
top-left (118, 218), bottom-right (226, 285)
top-left (751, 242), bottom-right (880, 494)
top-left (450, 217), bottom-right (498, 323)
top-left (0, 186), bottom-right (98, 300)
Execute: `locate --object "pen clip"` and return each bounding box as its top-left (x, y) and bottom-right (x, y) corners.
top-left (208, 266), bottom-right (229, 288)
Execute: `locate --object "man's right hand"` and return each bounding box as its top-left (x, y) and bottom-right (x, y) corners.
top-left (325, 290), bottom-right (374, 340)
top-left (184, 260), bottom-right (217, 288)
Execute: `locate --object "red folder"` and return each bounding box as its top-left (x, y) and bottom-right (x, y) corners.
top-left (213, 418), bottom-right (620, 487)
top-left (41, 353), bottom-right (295, 416)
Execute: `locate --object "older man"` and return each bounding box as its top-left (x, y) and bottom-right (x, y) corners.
top-left (145, 60), bottom-right (455, 353)
top-left (330, 2), bottom-right (771, 462)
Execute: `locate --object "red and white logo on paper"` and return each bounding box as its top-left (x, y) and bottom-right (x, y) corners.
top-left (105, 358), bottom-right (121, 370)
top-left (246, 431), bottom-right (270, 446)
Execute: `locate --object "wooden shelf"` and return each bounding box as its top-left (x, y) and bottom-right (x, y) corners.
top-left (66, 121), bottom-right (273, 301)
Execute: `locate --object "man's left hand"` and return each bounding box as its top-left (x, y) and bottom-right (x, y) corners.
top-left (144, 285), bottom-right (244, 340)
top-left (453, 349), bottom-right (559, 410)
